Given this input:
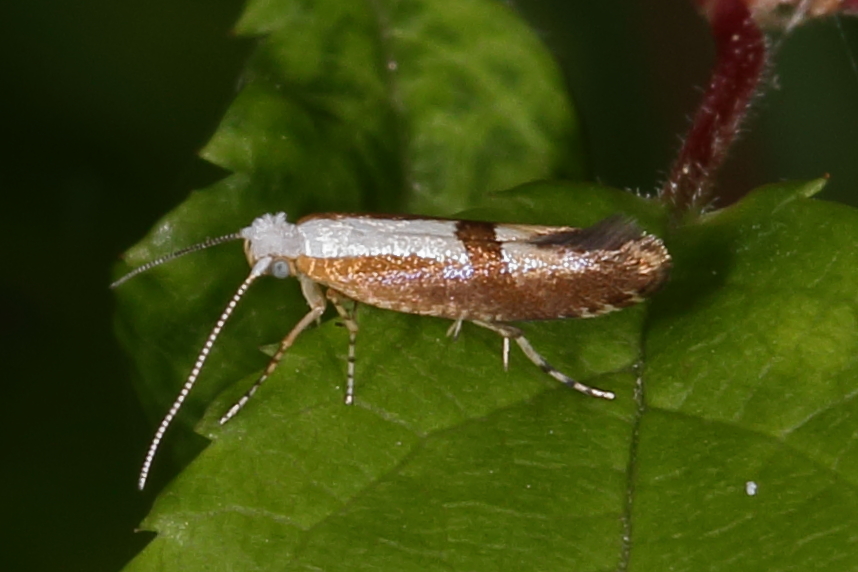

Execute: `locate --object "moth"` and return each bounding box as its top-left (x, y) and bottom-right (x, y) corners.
top-left (113, 212), bottom-right (671, 489)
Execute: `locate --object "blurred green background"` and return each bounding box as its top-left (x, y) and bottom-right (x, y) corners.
top-left (1, 1), bottom-right (855, 570)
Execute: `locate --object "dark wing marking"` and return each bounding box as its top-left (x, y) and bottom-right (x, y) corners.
top-left (527, 215), bottom-right (644, 251)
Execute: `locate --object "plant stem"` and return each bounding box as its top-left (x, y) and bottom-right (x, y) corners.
top-left (661, 0), bottom-right (768, 215)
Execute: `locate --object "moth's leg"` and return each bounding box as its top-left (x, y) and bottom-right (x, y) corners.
top-left (446, 318), bottom-right (464, 340)
top-left (471, 320), bottom-right (615, 400)
top-left (326, 289), bottom-right (359, 405)
top-left (219, 276), bottom-right (328, 424)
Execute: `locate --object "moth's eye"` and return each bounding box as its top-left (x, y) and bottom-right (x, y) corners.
top-left (271, 260), bottom-right (290, 279)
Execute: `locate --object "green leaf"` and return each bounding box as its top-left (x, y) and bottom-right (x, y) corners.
top-left (115, 0), bottom-right (858, 570)
top-left (122, 177), bottom-right (858, 570)
top-left (634, 179), bottom-right (858, 571)
top-left (122, 184), bottom-right (667, 571)
top-left (203, 0), bottom-right (584, 216)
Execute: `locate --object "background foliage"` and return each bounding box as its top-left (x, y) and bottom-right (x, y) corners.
top-left (2, 1), bottom-right (858, 571)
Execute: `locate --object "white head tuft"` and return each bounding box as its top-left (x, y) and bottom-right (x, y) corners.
top-left (240, 213), bottom-right (303, 262)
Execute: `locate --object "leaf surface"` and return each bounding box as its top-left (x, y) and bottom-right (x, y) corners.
top-left (115, 1), bottom-right (858, 570)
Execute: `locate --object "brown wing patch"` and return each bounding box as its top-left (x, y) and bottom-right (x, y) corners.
top-left (455, 220), bottom-right (503, 275)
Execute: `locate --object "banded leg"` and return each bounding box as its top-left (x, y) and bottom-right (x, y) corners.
top-left (326, 289), bottom-right (359, 405)
top-left (446, 318), bottom-right (464, 340)
top-left (471, 320), bottom-right (615, 400)
top-left (219, 276), bottom-right (327, 424)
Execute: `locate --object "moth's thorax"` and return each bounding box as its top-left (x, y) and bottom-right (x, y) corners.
top-left (241, 213), bottom-right (303, 269)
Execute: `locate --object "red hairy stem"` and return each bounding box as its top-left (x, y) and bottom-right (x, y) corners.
top-left (661, 0), bottom-right (768, 215)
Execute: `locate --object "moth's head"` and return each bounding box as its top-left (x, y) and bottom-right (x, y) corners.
top-left (240, 212), bottom-right (303, 279)
top-left (112, 211), bottom-right (311, 489)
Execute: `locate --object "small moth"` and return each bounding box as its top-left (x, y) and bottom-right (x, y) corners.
top-left (114, 212), bottom-right (671, 489)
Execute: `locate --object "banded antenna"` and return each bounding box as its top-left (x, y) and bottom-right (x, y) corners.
top-left (112, 231), bottom-right (268, 490)
top-left (111, 232), bottom-right (242, 288)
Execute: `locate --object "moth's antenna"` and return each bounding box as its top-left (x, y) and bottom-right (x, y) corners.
top-left (137, 257), bottom-right (272, 490)
top-left (111, 232), bottom-right (242, 288)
